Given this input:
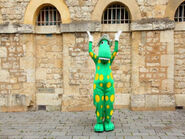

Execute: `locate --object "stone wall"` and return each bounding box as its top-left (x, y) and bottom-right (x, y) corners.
top-left (35, 35), bottom-right (63, 111)
top-left (174, 31), bottom-right (185, 107)
top-left (0, 34), bottom-right (34, 112)
top-left (0, 0), bottom-right (185, 112)
top-left (0, 0), bottom-right (179, 24)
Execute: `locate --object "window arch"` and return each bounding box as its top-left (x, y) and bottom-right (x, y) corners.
top-left (101, 3), bottom-right (131, 24)
top-left (36, 5), bottom-right (61, 26)
top-left (174, 1), bottom-right (185, 22)
top-left (24, 0), bottom-right (71, 25)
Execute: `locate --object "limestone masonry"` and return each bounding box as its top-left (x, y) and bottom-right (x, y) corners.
top-left (0, 0), bottom-right (185, 112)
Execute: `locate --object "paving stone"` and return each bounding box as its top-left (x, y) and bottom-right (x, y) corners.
top-left (90, 136), bottom-right (106, 139)
top-left (0, 110), bottom-right (184, 139)
top-left (142, 136), bottom-right (160, 139)
top-left (125, 136), bottom-right (142, 139)
top-left (73, 136), bottom-right (89, 139)
top-left (160, 136), bottom-right (179, 139)
top-left (107, 136), bottom-right (123, 139)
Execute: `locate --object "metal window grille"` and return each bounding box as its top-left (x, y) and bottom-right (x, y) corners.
top-left (36, 6), bottom-right (61, 26)
top-left (174, 1), bottom-right (185, 22)
top-left (101, 4), bottom-right (131, 24)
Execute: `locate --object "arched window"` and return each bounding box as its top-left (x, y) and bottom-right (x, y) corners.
top-left (36, 6), bottom-right (61, 26)
top-left (174, 1), bottom-right (185, 22)
top-left (101, 3), bottom-right (131, 24)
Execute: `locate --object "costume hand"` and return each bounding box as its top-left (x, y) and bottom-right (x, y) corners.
top-left (115, 30), bottom-right (122, 41)
top-left (87, 31), bottom-right (93, 42)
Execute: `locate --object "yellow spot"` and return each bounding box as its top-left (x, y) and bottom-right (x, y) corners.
top-left (100, 117), bottom-right (102, 120)
top-left (97, 66), bottom-right (100, 70)
top-left (110, 95), bottom-right (115, 102)
top-left (110, 73), bottom-right (113, 79)
top-left (99, 74), bottom-right (104, 81)
top-left (113, 52), bottom-right (117, 57)
top-left (100, 83), bottom-right (103, 87)
top-left (93, 84), bottom-right (96, 89)
top-left (98, 59), bottom-right (101, 63)
top-left (97, 111), bottom-right (100, 117)
top-left (107, 75), bottom-right (110, 79)
top-left (95, 73), bottom-right (99, 80)
top-left (109, 66), bottom-right (111, 69)
top-left (108, 60), bottom-right (110, 63)
top-left (107, 116), bottom-right (109, 119)
top-left (106, 105), bottom-right (110, 109)
top-left (105, 96), bottom-right (109, 101)
top-left (110, 110), bottom-right (113, 116)
top-left (95, 95), bottom-right (100, 103)
top-left (89, 52), bottom-right (93, 57)
top-left (111, 56), bottom-right (113, 59)
top-left (107, 82), bottom-right (111, 88)
top-left (102, 96), bottom-right (104, 101)
top-left (101, 105), bottom-right (103, 109)
top-left (94, 55), bottom-right (97, 59)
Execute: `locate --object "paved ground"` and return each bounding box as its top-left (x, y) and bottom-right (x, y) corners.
top-left (0, 109), bottom-right (185, 139)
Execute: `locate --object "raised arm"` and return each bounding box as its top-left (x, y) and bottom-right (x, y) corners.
top-left (110, 31), bottom-right (122, 65)
top-left (87, 31), bottom-right (98, 63)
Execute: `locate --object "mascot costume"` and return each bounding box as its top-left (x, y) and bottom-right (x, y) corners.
top-left (87, 31), bottom-right (122, 132)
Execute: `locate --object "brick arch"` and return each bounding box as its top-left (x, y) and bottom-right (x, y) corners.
top-left (91, 0), bottom-right (141, 22)
top-left (24, 0), bottom-right (71, 25)
top-left (165, 0), bottom-right (185, 20)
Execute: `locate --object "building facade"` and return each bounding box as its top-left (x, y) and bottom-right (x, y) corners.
top-left (0, 0), bottom-right (185, 112)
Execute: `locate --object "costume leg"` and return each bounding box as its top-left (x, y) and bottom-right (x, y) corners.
top-left (93, 87), bottom-right (105, 132)
top-left (104, 87), bottom-right (115, 131)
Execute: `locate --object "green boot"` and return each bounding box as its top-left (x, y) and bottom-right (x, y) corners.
top-left (94, 123), bottom-right (104, 132)
top-left (104, 121), bottom-right (115, 131)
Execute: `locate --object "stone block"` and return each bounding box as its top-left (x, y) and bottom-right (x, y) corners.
top-left (36, 93), bottom-right (61, 106)
top-left (0, 47), bottom-right (7, 57)
top-left (175, 94), bottom-right (185, 106)
top-left (0, 93), bottom-right (31, 107)
top-left (0, 70), bottom-right (9, 82)
top-left (161, 79), bottom-right (174, 93)
top-left (159, 95), bottom-right (175, 107)
top-left (145, 95), bottom-right (158, 108)
top-left (62, 95), bottom-right (94, 112)
top-left (115, 94), bottom-right (130, 106)
top-left (131, 94), bottom-right (145, 107)
top-left (36, 68), bottom-right (46, 80)
top-left (160, 30), bottom-right (174, 43)
top-left (46, 105), bottom-right (61, 111)
top-left (37, 88), bottom-right (55, 93)
top-left (161, 55), bottom-right (174, 66)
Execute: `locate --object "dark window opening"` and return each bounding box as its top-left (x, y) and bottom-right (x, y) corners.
top-left (101, 3), bottom-right (131, 24)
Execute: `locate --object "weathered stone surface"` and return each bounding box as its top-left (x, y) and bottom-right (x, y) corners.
top-left (159, 95), bottom-right (175, 107)
top-left (175, 94), bottom-right (185, 106)
top-left (60, 21), bottom-right (101, 32)
top-left (115, 94), bottom-right (130, 106)
top-left (131, 95), bottom-right (145, 108)
top-left (0, 69), bottom-right (9, 82)
top-left (145, 95), bottom-right (158, 108)
top-left (0, 47), bottom-right (7, 57)
top-left (36, 93), bottom-right (61, 106)
top-left (131, 18), bottom-right (175, 31)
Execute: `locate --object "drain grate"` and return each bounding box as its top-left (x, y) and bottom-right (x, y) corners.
top-left (38, 105), bottom-right (46, 110)
top-left (175, 106), bottom-right (184, 110)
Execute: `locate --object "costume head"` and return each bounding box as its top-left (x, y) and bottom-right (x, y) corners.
top-left (97, 34), bottom-right (112, 63)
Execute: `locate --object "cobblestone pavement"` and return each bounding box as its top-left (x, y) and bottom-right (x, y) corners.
top-left (0, 109), bottom-right (185, 139)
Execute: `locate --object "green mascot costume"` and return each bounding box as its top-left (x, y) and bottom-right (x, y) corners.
top-left (87, 31), bottom-right (122, 132)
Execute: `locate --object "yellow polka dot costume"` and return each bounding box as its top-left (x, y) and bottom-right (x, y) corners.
top-left (87, 31), bottom-right (122, 132)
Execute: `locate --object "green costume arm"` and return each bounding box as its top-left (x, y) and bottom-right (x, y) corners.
top-left (110, 40), bottom-right (118, 65)
top-left (89, 41), bottom-right (98, 63)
